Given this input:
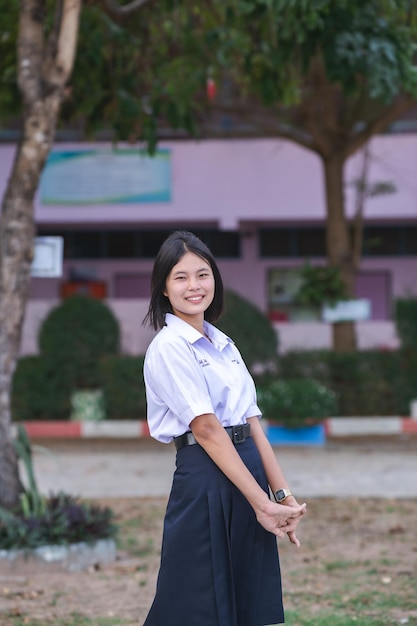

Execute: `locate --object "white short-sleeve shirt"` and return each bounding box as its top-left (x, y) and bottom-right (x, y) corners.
top-left (143, 313), bottom-right (262, 443)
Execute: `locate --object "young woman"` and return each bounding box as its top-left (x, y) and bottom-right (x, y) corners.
top-left (143, 230), bottom-right (306, 626)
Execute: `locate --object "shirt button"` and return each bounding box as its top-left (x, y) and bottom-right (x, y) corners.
top-left (217, 358), bottom-right (223, 363)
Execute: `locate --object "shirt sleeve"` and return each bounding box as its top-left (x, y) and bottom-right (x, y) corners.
top-left (144, 336), bottom-right (215, 429)
top-left (231, 343), bottom-right (262, 420)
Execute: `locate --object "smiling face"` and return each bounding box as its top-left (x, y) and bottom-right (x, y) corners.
top-left (164, 251), bottom-right (215, 331)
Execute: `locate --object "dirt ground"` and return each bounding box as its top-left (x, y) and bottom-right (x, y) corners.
top-left (0, 495), bottom-right (416, 625)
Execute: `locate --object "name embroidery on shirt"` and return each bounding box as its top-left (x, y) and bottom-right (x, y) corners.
top-left (231, 358), bottom-right (240, 364)
top-left (198, 358), bottom-right (210, 367)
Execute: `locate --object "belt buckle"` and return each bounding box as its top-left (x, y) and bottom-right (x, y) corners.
top-left (232, 426), bottom-right (244, 444)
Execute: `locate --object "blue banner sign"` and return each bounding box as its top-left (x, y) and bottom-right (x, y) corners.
top-left (40, 148), bottom-right (171, 204)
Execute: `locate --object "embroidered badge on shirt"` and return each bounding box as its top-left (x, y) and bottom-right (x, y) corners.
top-left (198, 358), bottom-right (210, 367)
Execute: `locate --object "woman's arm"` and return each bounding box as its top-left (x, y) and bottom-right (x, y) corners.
top-left (247, 416), bottom-right (307, 545)
top-left (190, 413), bottom-right (306, 540)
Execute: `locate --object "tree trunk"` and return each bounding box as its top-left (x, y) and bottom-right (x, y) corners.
top-left (0, 103), bottom-right (62, 507)
top-left (0, 0), bottom-right (81, 509)
top-left (322, 153), bottom-right (357, 352)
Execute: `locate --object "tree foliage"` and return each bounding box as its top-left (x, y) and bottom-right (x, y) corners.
top-left (0, 2), bottom-right (19, 119)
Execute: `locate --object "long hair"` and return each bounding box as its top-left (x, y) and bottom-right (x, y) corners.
top-left (143, 231), bottom-right (224, 330)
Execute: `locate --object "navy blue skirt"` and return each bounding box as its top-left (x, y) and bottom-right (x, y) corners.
top-left (144, 437), bottom-right (284, 626)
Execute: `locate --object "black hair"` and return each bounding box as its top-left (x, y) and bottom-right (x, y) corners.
top-left (143, 230), bottom-right (224, 330)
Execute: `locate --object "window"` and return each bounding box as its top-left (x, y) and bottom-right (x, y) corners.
top-left (260, 224), bottom-right (417, 258)
top-left (297, 228), bottom-right (326, 257)
top-left (70, 231), bottom-right (102, 259)
top-left (363, 227), bottom-right (400, 256)
top-left (259, 229), bottom-right (294, 257)
top-left (267, 268), bottom-right (390, 322)
top-left (259, 227), bottom-right (326, 258)
top-left (37, 228), bottom-right (241, 259)
top-left (201, 230), bottom-right (240, 258)
top-left (140, 230), bottom-right (171, 258)
top-left (404, 226), bottom-right (417, 255)
top-left (107, 231), bottom-right (136, 258)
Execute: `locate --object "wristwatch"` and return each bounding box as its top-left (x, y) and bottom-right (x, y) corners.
top-left (273, 488), bottom-right (292, 503)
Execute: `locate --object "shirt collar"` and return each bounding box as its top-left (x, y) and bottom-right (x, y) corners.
top-left (165, 313), bottom-right (233, 350)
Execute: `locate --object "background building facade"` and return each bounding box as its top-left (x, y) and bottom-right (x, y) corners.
top-left (1, 135), bottom-right (415, 355)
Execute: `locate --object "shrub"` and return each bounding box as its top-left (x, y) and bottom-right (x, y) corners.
top-left (257, 379), bottom-right (338, 427)
top-left (295, 264), bottom-right (347, 307)
top-left (278, 349), bottom-right (416, 416)
top-left (0, 493), bottom-right (118, 550)
top-left (39, 295), bottom-right (120, 389)
top-left (11, 356), bottom-right (71, 421)
top-left (100, 356), bottom-right (147, 420)
top-left (395, 298), bottom-right (417, 348)
top-left (0, 426), bottom-right (117, 549)
top-left (217, 289), bottom-right (279, 371)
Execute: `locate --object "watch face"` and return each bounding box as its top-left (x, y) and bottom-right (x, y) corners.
top-left (275, 489), bottom-right (285, 501)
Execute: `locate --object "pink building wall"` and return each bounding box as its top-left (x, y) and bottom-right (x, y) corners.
top-left (0, 135), bottom-right (415, 355)
top-left (1, 134), bottom-right (416, 226)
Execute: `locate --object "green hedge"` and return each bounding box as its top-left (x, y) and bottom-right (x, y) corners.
top-left (13, 347), bottom-right (416, 420)
top-left (12, 292), bottom-right (417, 421)
top-left (100, 356), bottom-right (147, 420)
top-left (277, 349), bottom-right (416, 416)
top-left (12, 355), bottom-right (148, 421)
top-left (395, 298), bottom-right (417, 349)
top-left (257, 378), bottom-right (338, 427)
top-left (11, 356), bottom-right (71, 421)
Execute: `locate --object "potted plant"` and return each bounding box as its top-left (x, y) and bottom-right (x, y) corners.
top-left (295, 263), bottom-right (347, 310)
top-left (257, 378), bottom-right (338, 445)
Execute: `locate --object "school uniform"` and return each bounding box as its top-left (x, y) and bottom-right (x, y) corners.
top-left (143, 313), bottom-right (284, 626)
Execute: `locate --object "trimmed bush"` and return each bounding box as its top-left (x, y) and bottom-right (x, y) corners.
top-left (278, 349), bottom-right (416, 416)
top-left (100, 356), bottom-right (147, 420)
top-left (217, 289), bottom-right (279, 371)
top-left (39, 295), bottom-right (120, 389)
top-left (257, 379), bottom-right (338, 427)
top-left (11, 356), bottom-right (71, 421)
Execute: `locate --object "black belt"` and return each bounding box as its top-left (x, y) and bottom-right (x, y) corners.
top-left (174, 423), bottom-right (251, 451)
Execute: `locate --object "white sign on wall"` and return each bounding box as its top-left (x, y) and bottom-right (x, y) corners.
top-left (31, 237), bottom-right (63, 278)
top-left (322, 298), bottom-right (371, 323)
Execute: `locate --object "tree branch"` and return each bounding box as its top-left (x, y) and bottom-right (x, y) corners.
top-left (41, 0), bottom-right (81, 91)
top-left (100, 0), bottom-right (154, 18)
top-left (207, 102), bottom-right (317, 150)
top-left (54, 0), bottom-right (82, 84)
top-left (269, 122), bottom-right (317, 150)
top-left (351, 143), bottom-right (370, 271)
top-left (346, 95), bottom-right (417, 158)
top-left (18, 0), bottom-right (45, 103)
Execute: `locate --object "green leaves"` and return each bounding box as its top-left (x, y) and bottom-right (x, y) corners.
top-left (13, 425), bottom-right (46, 519)
top-left (257, 378), bottom-right (338, 425)
top-left (295, 264), bottom-right (347, 308)
top-left (0, 426), bottom-right (117, 550)
top-left (0, 492), bottom-right (117, 550)
top-left (0, 1), bottom-right (19, 119)
top-left (2, 0), bottom-right (417, 148)
top-left (325, 5), bottom-right (416, 102)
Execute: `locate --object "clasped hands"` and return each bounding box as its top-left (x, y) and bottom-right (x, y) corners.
top-left (256, 500), bottom-right (307, 547)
